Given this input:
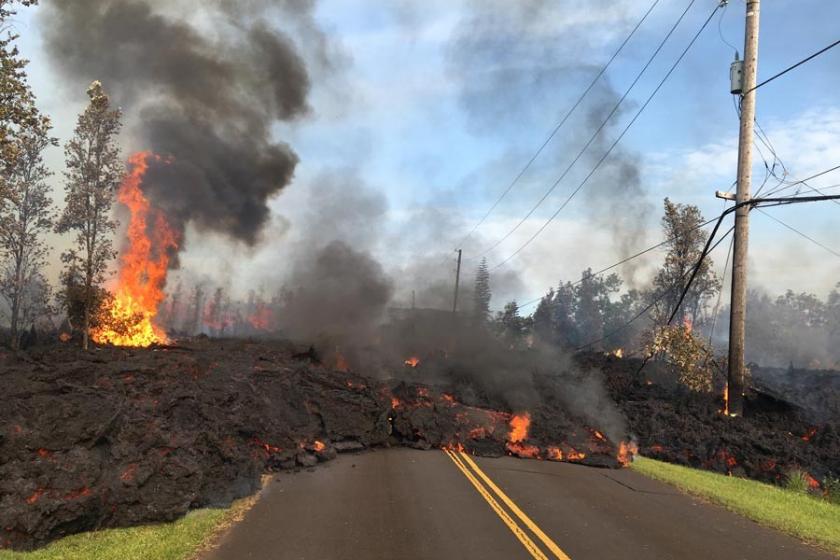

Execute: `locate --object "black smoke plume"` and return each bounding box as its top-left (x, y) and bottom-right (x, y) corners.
top-left (40, 0), bottom-right (315, 247)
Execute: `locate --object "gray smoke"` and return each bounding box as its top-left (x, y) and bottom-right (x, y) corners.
top-left (40, 0), bottom-right (317, 247)
top-left (447, 0), bottom-right (650, 282)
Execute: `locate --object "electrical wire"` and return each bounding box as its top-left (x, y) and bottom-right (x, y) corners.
top-left (467, 0), bottom-right (704, 262)
top-left (757, 208), bottom-right (840, 259)
top-left (490, 2), bottom-right (722, 271)
top-left (575, 225), bottom-right (735, 351)
top-left (746, 38), bottom-right (840, 94)
top-left (517, 215), bottom-right (721, 309)
top-left (453, 0), bottom-right (663, 251)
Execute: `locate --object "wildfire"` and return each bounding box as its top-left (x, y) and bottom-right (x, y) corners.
top-left (247, 305), bottom-right (273, 331)
top-left (92, 152), bottom-right (178, 347)
top-left (404, 356), bottom-right (421, 368)
top-left (609, 348), bottom-right (624, 358)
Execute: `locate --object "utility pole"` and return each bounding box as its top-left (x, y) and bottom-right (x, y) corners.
top-left (727, 0), bottom-right (760, 417)
top-left (452, 249), bottom-right (462, 313)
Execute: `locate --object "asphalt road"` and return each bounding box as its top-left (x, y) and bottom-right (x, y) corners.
top-left (204, 448), bottom-right (835, 560)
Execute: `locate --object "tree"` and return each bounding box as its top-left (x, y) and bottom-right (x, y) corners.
top-left (0, 114), bottom-right (55, 349)
top-left (496, 300), bottom-right (529, 347)
top-left (652, 198), bottom-right (720, 327)
top-left (472, 257), bottom-right (491, 326)
top-left (55, 81), bottom-right (123, 349)
top-left (0, 0), bottom-right (39, 187)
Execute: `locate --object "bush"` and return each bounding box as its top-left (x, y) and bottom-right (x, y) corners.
top-left (823, 476), bottom-right (840, 504)
top-left (644, 323), bottom-right (716, 392)
top-left (784, 468), bottom-right (811, 493)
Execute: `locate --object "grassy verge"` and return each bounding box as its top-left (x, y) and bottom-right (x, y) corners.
top-left (632, 456), bottom-right (840, 556)
top-left (0, 494), bottom-right (258, 560)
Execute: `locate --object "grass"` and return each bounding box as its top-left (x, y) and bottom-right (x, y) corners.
top-left (0, 495), bottom-right (258, 560)
top-left (632, 456), bottom-right (840, 556)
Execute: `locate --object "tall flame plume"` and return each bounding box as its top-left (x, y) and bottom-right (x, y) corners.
top-left (91, 152), bottom-right (178, 347)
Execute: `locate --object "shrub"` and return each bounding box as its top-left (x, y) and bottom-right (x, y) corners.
top-left (784, 468), bottom-right (811, 493)
top-left (823, 476), bottom-right (840, 504)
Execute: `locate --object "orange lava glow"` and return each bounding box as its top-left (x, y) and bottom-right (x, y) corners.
top-left (610, 348), bottom-right (624, 358)
top-left (805, 472), bottom-right (821, 490)
top-left (92, 152), bottom-right (178, 347)
top-left (313, 440), bottom-right (326, 452)
top-left (26, 489), bottom-right (45, 505)
top-left (546, 447), bottom-right (563, 461)
top-left (566, 449), bottom-right (587, 462)
top-left (801, 427), bottom-right (817, 442)
top-left (404, 356), bottom-right (421, 367)
top-left (722, 383), bottom-right (730, 415)
top-left (617, 441), bottom-right (638, 467)
top-left (440, 393), bottom-right (456, 405)
top-left (508, 413), bottom-right (531, 443)
top-left (335, 353), bottom-right (350, 372)
top-left (683, 316), bottom-right (693, 334)
top-left (391, 396), bottom-right (401, 409)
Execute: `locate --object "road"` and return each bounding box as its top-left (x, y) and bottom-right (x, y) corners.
top-left (205, 448), bottom-right (834, 560)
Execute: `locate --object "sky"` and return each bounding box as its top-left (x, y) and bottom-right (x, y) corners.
top-left (10, 0), bottom-right (840, 311)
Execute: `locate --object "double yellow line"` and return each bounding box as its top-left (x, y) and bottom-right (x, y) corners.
top-left (443, 449), bottom-right (571, 560)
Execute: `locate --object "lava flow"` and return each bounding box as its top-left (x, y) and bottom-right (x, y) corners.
top-left (506, 412), bottom-right (540, 458)
top-left (91, 152), bottom-right (178, 347)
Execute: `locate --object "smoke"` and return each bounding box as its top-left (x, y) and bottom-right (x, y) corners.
top-left (446, 0), bottom-right (651, 283)
top-left (39, 0), bottom-right (318, 247)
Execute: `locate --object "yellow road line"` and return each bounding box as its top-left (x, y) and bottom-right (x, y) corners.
top-left (458, 451), bottom-right (572, 560)
top-left (444, 449), bottom-right (549, 560)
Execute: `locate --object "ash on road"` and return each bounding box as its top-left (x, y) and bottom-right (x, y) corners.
top-left (205, 449), bottom-right (833, 560)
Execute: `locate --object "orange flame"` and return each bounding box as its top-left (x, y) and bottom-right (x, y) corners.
top-left (609, 348), bottom-right (624, 358)
top-left (313, 440), bottom-right (326, 452)
top-left (508, 413), bottom-right (530, 443)
top-left (546, 447), bottom-right (563, 461)
top-left (247, 305), bottom-right (273, 331)
top-left (92, 152), bottom-right (178, 347)
top-left (404, 356), bottom-right (421, 367)
top-left (335, 353), bottom-right (350, 372)
top-left (801, 427), bottom-right (817, 442)
top-left (617, 441), bottom-right (638, 467)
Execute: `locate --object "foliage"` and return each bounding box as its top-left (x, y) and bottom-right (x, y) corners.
top-left (472, 257), bottom-right (491, 326)
top-left (651, 198), bottom-right (720, 327)
top-left (633, 457), bottom-right (840, 556)
top-left (55, 81), bottom-right (123, 349)
top-left (495, 300), bottom-right (530, 347)
top-left (823, 477), bottom-right (840, 506)
top-left (644, 323), bottom-right (716, 392)
top-left (784, 468), bottom-right (812, 494)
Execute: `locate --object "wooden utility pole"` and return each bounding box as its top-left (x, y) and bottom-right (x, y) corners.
top-left (727, 0), bottom-right (760, 417)
top-left (452, 249), bottom-right (462, 313)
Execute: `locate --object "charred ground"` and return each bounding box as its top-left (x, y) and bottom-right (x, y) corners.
top-left (1, 338), bottom-right (838, 550)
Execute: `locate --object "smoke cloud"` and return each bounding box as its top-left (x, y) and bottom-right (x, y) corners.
top-left (40, 0), bottom-right (316, 247)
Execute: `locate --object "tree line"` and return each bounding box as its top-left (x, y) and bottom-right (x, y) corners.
top-left (0, 1), bottom-right (122, 350)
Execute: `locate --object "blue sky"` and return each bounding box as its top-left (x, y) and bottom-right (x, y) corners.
top-left (12, 0), bottom-right (840, 309)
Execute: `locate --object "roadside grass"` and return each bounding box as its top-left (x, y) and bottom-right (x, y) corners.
top-left (0, 495), bottom-right (257, 560)
top-left (632, 456), bottom-right (840, 556)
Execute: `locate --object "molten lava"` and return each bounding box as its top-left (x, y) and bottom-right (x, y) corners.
top-left (92, 152), bottom-right (178, 347)
top-left (506, 412), bottom-right (540, 458)
top-left (404, 356), bottom-right (421, 368)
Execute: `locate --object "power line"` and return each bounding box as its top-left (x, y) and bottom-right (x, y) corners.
top-left (746, 38), bottom-right (840, 94)
top-left (518, 215), bottom-right (720, 309)
top-left (491, 2), bottom-right (722, 271)
top-left (756, 208), bottom-right (840, 259)
top-left (575, 225), bottom-right (735, 352)
top-left (454, 0), bottom-right (663, 251)
top-left (468, 0), bottom-right (703, 262)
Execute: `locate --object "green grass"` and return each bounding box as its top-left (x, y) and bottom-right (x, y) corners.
top-left (0, 496), bottom-right (257, 560)
top-left (632, 456), bottom-right (840, 556)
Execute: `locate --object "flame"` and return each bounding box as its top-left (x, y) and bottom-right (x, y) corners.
top-left (391, 396), bottom-right (401, 409)
top-left (617, 441), bottom-right (638, 467)
top-left (313, 440), bottom-right (326, 452)
top-left (801, 427), bottom-right (817, 442)
top-left (566, 448), bottom-right (587, 462)
top-left (404, 356), bottom-right (421, 367)
top-left (593, 430), bottom-right (606, 441)
top-left (92, 152), bottom-right (178, 347)
top-left (722, 383), bottom-right (730, 415)
top-left (805, 472), bottom-right (820, 491)
top-left (683, 316), bottom-right (693, 334)
top-left (546, 447), bottom-right (563, 461)
top-left (609, 348), bottom-right (624, 358)
top-left (508, 413), bottom-right (530, 443)
top-left (335, 353), bottom-right (350, 372)
top-left (247, 304), bottom-right (273, 330)
top-left (58, 333), bottom-right (71, 342)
